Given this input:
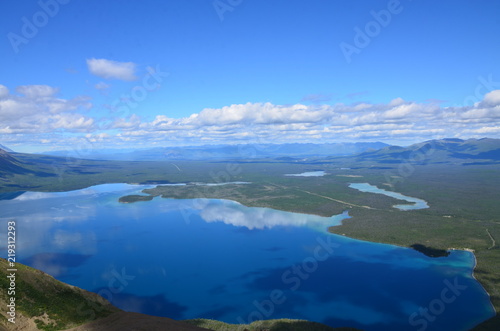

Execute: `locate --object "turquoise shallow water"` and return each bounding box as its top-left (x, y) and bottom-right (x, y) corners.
top-left (349, 182), bottom-right (430, 210)
top-left (0, 184), bottom-right (494, 330)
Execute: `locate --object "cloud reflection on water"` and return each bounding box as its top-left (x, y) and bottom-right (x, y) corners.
top-left (190, 199), bottom-right (348, 230)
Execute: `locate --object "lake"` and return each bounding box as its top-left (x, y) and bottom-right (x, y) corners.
top-left (0, 184), bottom-right (494, 330)
top-left (285, 171), bottom-right (327, 177)
top-left (349, 183), bottom-right (429, 210)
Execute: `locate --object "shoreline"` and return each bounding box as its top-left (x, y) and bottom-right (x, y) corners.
top-left (468, 250), bottom-right (497, 314)
top-left (6, 183), bottom-right (499, 329)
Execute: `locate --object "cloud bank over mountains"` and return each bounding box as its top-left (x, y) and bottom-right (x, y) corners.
top-left (1, 82), bottom-right (499, 150)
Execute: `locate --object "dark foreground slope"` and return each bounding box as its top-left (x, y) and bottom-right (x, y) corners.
top-left (0, 257), bottom-right (117, 330)
top-left (63, 312), bottom-right (210, 331)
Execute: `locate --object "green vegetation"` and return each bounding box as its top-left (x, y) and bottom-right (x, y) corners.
top-left (185, 318), bottom-right (360, 331)
top-left (410, 244), bottom-right (450, 258)
top-left (134, 163), bottom-right (500, 329)
top-left (1, 140), bottom-right (500, 329)
top-left (0, 258), bottom-right (118, 331)
top-left (119, 194), bottom-right (154, 203)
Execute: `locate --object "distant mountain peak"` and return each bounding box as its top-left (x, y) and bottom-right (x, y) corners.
top-left (41, 142), bottom-right (391, 161)
top-left (440, 138), bottom-right (464, 143)
top-left (356, 137), bottom-right (500, 165)
top-left (0, 148), bottom-right (28, 175)
top-left (0, 143), bottom-right (14, 152)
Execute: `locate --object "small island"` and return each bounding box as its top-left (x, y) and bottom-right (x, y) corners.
top-left (119, 195), bottom-right (154, 203)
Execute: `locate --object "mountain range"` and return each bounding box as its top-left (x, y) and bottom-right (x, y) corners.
top-left (1, 139), bottom-right (500, 179)
top-left (351, 138), bottom-right (500, 165)
top-left (0, 148), bottom-right (28, 176)
top-left (41, 142), bottom-right (389, 161)
top-left (1, 138), bottom-right (499, 330)
top-left (0, 144), bottom-right (13, 152)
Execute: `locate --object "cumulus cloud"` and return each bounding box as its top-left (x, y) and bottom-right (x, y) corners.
top-left (108, 91), bottom-right (500, 145)
top-left (2, 87), bottom-right (500, 149)
top-left (16, 85), bottom-right (59, 98)
top-left (86, 58), bottom-right (137, 81)
top-left (479, 90), bottom-right (500, 107)
top-left (0, 84), bottom-right (94, 135)
top-left (0, 84), bottom-right (9, 98)
top-left (190, 103), bottom-right (333, 126)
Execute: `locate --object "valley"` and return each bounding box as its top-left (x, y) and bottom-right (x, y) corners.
top-left (1, 138), bottom-right (500, 330)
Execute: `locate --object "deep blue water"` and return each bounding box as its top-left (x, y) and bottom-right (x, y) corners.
top-left (0, 184), bottom-right (494, 330)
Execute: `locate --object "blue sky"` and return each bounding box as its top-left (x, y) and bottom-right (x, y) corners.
top-left (1, 0), bottom-right (500, 152)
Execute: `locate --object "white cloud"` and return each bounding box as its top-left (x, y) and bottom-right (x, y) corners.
top-left (2, 87), bottom-right (500, 149)
top-left (109, 91), bottom-right (500, 145)
top-left (0, 84), bottom-right (94, 135)
top-left (473, 126), bottom-right (500, 133)
top-left (85, 133), bottom-right (110, 142)
top-left (388, 97), bottom-right (405, 107)
top-left (193, 199), bottom-right (343, 230)
top-left (142, 103), bottom-right (334, 129)
top-left (51, 114), bottom-right (95, 131)
top-left (16, 85), bottom-right (59, 98)
top-left (86, 58), bottom-right (137, 81)
top-left (479, 90), bottom-right (500, 107)
top-left (0, 85), bottom-right (9, 98)
top-left (383, 104), bottom-right (422, 119)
